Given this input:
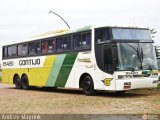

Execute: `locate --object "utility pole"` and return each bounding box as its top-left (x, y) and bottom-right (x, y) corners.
top-left (49, 10), bottom-right (71, 29)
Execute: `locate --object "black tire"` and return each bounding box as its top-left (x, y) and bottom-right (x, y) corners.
top-left (81, 75), bottom-right (95, 96)
top-left (14, 75), bottom-right (22, 89)
top-left (21, 75), bottom-right (30, 90)
top-left (116, 91), bottom-right (126, 95)
top-left (42, 87), bottom-right (57, 90)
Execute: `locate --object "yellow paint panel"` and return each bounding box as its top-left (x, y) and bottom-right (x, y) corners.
top-left (2, 68), bottom-right (28, 85)
top-left (43, 55), bottom-right (56, 67)
top-left (2, 55), bottom-right (56, 87)
top-left (27, 55), bottom-right (56, 86)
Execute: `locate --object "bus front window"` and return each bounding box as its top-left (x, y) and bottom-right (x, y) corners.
top-left (112, 28), bottom-right (152, 40)
top-left (117, 43), bottom-right (158, 71)
top-left (140, 43), bottom-right (158, 70)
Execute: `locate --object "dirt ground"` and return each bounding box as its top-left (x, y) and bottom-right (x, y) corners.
top-left (0, 83), bottom-right (160, 114)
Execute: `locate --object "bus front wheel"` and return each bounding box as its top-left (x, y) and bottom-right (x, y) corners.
top-left (14, 75), bottom-right (22, 89)
top-left (82, 75), bottom-right (95, 96)
top-left (21, 75), bottom-right (30, 90)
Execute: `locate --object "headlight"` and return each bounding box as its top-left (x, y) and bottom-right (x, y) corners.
top-left (118, 75), bottom-right (133, 79)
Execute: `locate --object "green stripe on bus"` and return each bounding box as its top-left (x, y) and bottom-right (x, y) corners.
top-left (54, 53), bottom-right (78, 87)
top-left (46, 54), bottom-right (66, 86)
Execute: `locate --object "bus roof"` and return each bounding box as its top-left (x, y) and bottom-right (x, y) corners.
top-left (3, 24), bottom-right (148, 46)
top-left (94, 24), bottom-right (148, 29)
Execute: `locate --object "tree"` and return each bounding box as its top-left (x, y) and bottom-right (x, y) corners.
top-left (150, 28), bottom-right (157, 38)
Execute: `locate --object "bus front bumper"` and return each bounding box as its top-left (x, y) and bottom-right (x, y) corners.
top-left (115, 78), bottom-right (159, 91)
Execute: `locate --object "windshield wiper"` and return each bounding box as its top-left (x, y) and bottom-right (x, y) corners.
top-left (141, 47), bottom-right (144, 62)
top-left (136, 47), bottom-right (141, 62)
top-left (136, 46), bottom-right (144, 69)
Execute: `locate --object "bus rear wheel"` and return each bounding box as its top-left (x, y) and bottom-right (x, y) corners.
top-left (22, 75), bottom-right (30, 90)
top-left (81, 75), bottom-right (95, 96)
top-left (14, 75), bottom-right (22, 89)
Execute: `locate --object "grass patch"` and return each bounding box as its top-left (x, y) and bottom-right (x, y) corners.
top-left (153, 98), bottom-right (160, 104)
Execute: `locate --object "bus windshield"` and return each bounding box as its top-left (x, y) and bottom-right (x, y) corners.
top-left (117, 43), bottom-right (158, 71)
top-left (112, 28), bottom-right (152, 40)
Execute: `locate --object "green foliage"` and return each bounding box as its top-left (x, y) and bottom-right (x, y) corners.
top-left (155, 46), bottom-right (160, 58)
top-left (157, 83), bottom-right (160, 89)
top-left (150, 28), bottom-right (157, 38)
top-left (157, 76), bottom-right (160, 89)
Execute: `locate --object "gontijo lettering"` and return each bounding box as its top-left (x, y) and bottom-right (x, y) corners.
top-left (19, 59), bottom-right (40, 66)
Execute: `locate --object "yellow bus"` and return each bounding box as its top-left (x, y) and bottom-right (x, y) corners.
top-left (2, 25), bottom-right (159, 95)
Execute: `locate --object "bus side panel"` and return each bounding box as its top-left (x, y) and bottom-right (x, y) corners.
top-left (45, 54), bottom-right (66, 87)
top-left (2, 68), bottom-right (28, 84)
top-left (70, 52), bottom-right (104, 90)
top-left (54, 53), bottom-right (77, 87)
top-left (28, 55), bottom-right (56, 86)
top-left (74, 66), bottom-right (105, 90)
top-left (2, 55), bottom-right (56, 87)
top-left (46, 53), bottom-right (78, 87)
top-left (2, 53), bottom-right (82, 88)
top-left (2, 69), bottom-right (10, 83)
top-left (28, 68), bottom-right (42, 86)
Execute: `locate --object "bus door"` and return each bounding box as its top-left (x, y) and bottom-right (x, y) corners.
top-left (103, 44), bottom-right (114, 73)
top-left (102, 44), bottom-right (117, 90)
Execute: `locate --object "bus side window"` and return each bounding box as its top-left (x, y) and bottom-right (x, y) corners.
top-left (63, 36), bottom-right (71, 51)
top-left (95, 28), bottom-right (110, 44)
top-left (8, 46), bottom-right (12, 57)
top-left (18, 44), bottom-right (28, 56)
top-left (7, 45), bottom-right (17, 57)
top-left (82, 33), bottom-right (91, 49)
top-left (11, 45), bottom-right (17, 57)
top-left (48, 39), bottom-right (55, 53)
top-left (34, 41), bottom-right (40, 54)
top-left (22, 44), bottom-right (28, 56)
top-left (41, 40), bottom-right (48, 54)
top-left (56, 37), bottom-right (63, 52)
top-left (29, 41), bottom-right (40, 55)
top-left (29, 43), bottom-right (34, 55)
top-left (73, 34), bottom-right (81, 50)
top-left (3, 47), bottom-right (7, 58)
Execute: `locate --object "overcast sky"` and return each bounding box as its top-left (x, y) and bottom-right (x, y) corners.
top-left (0, 0), bottom-right (160, 47)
